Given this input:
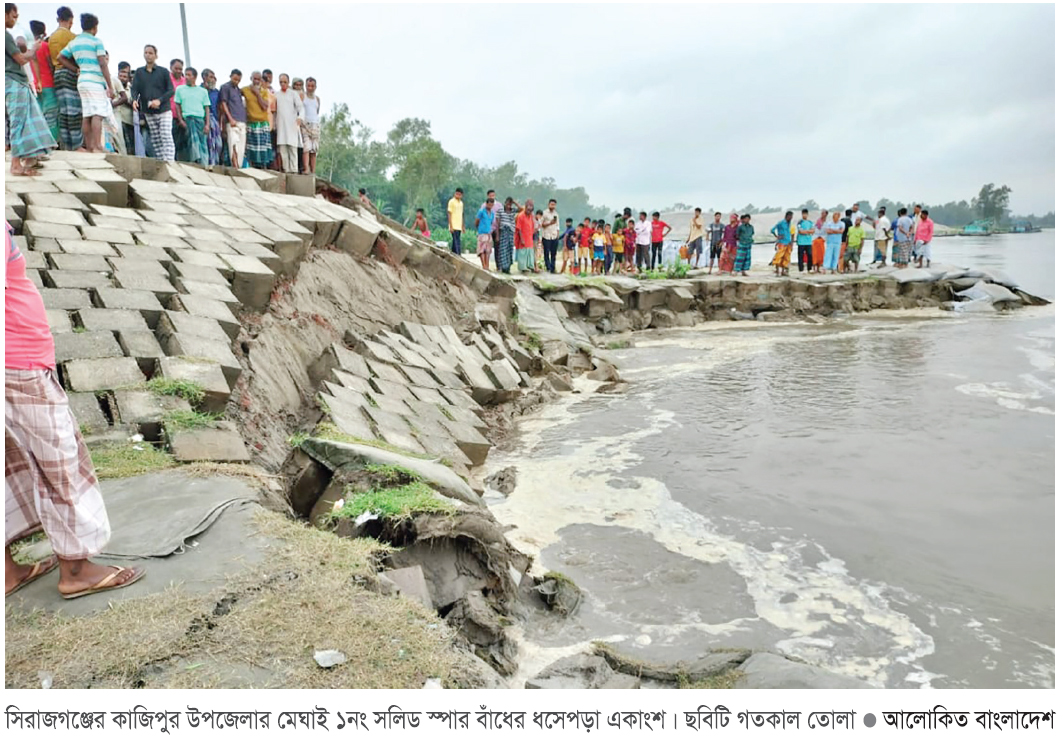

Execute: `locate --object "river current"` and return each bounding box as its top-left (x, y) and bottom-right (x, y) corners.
top-left (487, 231), bottom-right (1055, 689)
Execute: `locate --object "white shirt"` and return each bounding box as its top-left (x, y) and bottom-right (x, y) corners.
top-left (634, 219), bottom-right (652, 245)
top-left (852, 210), bottom-right (866, 225)
top-left (541, 208), bottom-right (561, 240)
top-left (874, 216), bottom-right (891, 240)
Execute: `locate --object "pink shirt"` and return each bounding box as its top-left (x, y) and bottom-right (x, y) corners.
top-left (4, 223), bottom-right (55, 370)
top-left (170, 73), bottom-right (185, 116)
top-left (915, 217), bottom-right (934, 243)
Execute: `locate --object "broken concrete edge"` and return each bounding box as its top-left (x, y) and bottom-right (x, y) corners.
top-left (591, 641), bottom-right (752, 684)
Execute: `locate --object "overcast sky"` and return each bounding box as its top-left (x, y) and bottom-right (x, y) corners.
top-left (12, 2), bottom-right (1055, 214)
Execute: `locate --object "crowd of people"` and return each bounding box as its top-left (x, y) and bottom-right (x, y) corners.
top-left (5, 4), bottom-right (322, 176)
top-left (440, 188), bottom-right (938, 278)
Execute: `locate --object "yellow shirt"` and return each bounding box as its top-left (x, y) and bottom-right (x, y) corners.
top-left (612, 233), bottom-right (625, 253)
top-left (242, 85), bottom-right (270, 124)
top-left (48, 27), bottom-right (76, 70)
top-left (447, 197), bottom-right (463, 231)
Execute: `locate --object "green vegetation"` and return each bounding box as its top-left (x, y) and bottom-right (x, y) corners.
top-left (640, 257), bottom-right (690, 280)
top-left (89, 443), bottom-right (177, 480)
top-left (163, 410), bottom-right (220, 431)
top-left (436, 404), bottom-right (455, 422)
top-left (333, 480), bottom-right (455, 521)
top-left (73, 326), bottom-right (87, 334)
top-left (606, 340), bottom-right (631, 350)
top-left (287, 431), bottom-right (309, 448)
top-left (146, 378), bottom-right (206, 405)
top-left (318, 105), bottom-right (610, 231)
top-left (677, 669), bottom-right (743, 690)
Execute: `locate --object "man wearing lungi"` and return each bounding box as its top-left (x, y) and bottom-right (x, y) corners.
top-left (5, 222), bottom-right (145, 599)
top-left (57, 12), bottom-right (113, 154)
top-left (130, 43), bottom-right (175, 161)
top-left (5, 3), bottom-right (56, 175)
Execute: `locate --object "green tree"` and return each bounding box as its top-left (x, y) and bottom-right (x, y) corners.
top-left (972, 183), bottom-right (1012, 222)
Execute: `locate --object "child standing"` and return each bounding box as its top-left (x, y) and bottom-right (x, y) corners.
top-left (611, 223), bottom-right (625, 273)
top-left (622, 219), bottom-right (637, 273)
top-left (560, 218), bottom-right (575, 276)
top-left (592, 221), bottom-right (606, 275)
top-left (602, 223), bottom-right (615, 274)
top-left (413, 208), bottom-right (430, 239)
top-left (577, 217), bottom-right (593, 275)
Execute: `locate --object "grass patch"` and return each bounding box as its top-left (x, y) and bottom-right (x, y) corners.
top-left (287, 431), bottom-right (309, 448)
top-left (333, 480), bottom-right (455, 521)
top-left (163, 410), bottom-right (220, 431)
top-left (436, 404), bottom-right (455, 422)
top-left (5, 510), bottom-right (462, 689)
top-left (363, 463), bottom-right (422, 484)
top-left (678, 668), bottom-right (743, 689)
top-left (605, 340), bottom-right (631, 350)
top-left (311, 423), bottom-right (435, 461)
top-left (73, 326), bottom-right (87, 334)
top-left (90, 443), bottom-right (177, 480)
top-left (146, 377), bottom-right (206, 405)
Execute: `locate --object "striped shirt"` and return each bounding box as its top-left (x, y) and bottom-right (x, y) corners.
top-left (60, 32), bottom-right (107, 89)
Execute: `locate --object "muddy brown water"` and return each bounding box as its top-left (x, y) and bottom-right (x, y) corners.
top-left (489, 232), bottom-right (1054, 688)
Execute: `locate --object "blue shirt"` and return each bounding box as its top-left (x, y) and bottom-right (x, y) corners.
top-left (771, 220), bottom-right (792, 244)
top-left (475, 207), bottom-right (495, 235)
top-left (795, 219), bottom-right (814, 246)
top-left (60, 33), bottom-right (107, 89)
top-left (824, 220), bottom-right (845, 248)
top-left (561, 227), bottom-right (576, 249)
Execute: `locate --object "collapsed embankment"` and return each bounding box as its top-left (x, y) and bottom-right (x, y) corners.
top-left (8, 151), bottom-right (1046, 688)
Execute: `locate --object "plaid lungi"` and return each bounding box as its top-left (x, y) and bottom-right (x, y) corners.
top-left (38, 86), bottom-right (60, 142)
top-left (246, 120), bottom-right (273, 168)
top-left (300, 121), bottom-right (320, 153)
top-left (5, 368), bottom-right (110, 559)
top-left (185, 115), bottom-right (208, 166)
top-left (144, 110), bottom-right (175, 162)
top-left (893, 239), bottom-right (913, 264)
top-left (4, 77), bottom-right (57, 159)
top-left (53, 67), bottom-right (83, 151)
top-left (207, 114), bottom-right (222, 165)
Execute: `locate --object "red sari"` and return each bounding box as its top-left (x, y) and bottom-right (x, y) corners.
top-left (719, 221), bottom-right (738, 273)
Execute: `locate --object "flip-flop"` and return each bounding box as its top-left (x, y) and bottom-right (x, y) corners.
top-left (60, 565), bottom-right (146, 600)
top-left (5, 556), bottom-right (59, 598)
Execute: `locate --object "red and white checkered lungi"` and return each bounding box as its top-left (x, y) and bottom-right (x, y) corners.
top-left (5, 368), bottom-right (110, 559)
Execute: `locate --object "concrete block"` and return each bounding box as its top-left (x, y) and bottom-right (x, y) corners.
top-left (26, 269), bottom-right (44, 288)
top-left (63, 357), bottom-right (145, 391)
top-left (138, 222), bottom-right (188, 239)
top-left (6, 191), bottom-right (26, 218)
top-left (253, 223), bottom-right (305, 274)
top-left (364, 358), bottom-right (409, 385)
top-left (155, 357), bottom-right (231, 414)
top-left (429, 368), bottom-right (467, 391)
top-left (47, 309), bottom-right (73, 334)
top-left (366, 391), bottom-right (415, 419)
top-left (53, 330), bottom-right (123, 363)
top-left (95, 284), bottom-right (166, 322)
top-left (25, 205), bottom-right (88, 227)
top-left (90, 203), bottom-right (143, 221)
top-left (157, 310), bottom-right (230, 343)
top-left (184, 239), bottom-right (238, 255)
top-left (400, 366), bottom-right (439, 390)
top-left (228, 228), bottom-right (272, 245)
top-left (134, 231), bottom-right (189, 250)
top-left (40, 288), bottom-right (93, 310)
top-left (117, 331), bottom-right (166, 376)
top-left (167, 249), bottom-right (229, 270)
top-left (158, 333), bottom-right (241, 388)
top-left (456, 361), bottom-right (499, 403)
top-left (441, 418), bottom-right (492, 466)
top-left (48, 253), bottom-right (111, 273)
top-left (3, 179), bottom-right (59, 196)
top-left (363, 406), bottom-right (426, 455)
top-left (23, 220), bottom-right (82, 241)
top-left (112, 271), bottom-right (178, 302)
top-left (414, 432), bottom-right (473, 470)
top-left (439, 401), bottom-right (488, 433)
top-left (112, 243), bottom-right (173, 263)
top-left (334, 215), bottom-right (383, 258)
top-left (172, 278), bottom-right (241, 311)
top-left (138, 209), bottom-right (188, 226)
top-left (106, 257), bottom-right (168, 276)
top-left (81, 226), bottom-right (135, 244)
top-left (327, 369), bottom-right (374, 395)
top-left (75, 307), bottom-right (150, 333)
top-left (112, 388), bottom-right (191, 440)
top-left (407, 385), bottom-right (451, 407)
top-left (43, 269), bottom-right (112, 291)
top-left (380, 566), bottom-right (433, 611)
top-left (169, 262), bottom-right (229, 286)
top-left (67, 391), bottom-right (110, 435)
top-left (325, 407), bottom-right (377, 441)
top-left (56, 239), bottom-right (118, 256)
top-left (87, 215), bottom-right (143, 233)
top-left (220, 254), bottom-right (275, 311)
top-left (167, 421), bottom-right (251, 463)
top-left (21, 250), bottom-right (46, 270)
top-left (283, 173), bottom-right (316, 197)
top-left (24, 192), bottom-right (90, 211)
top-left (438, 387), bottom-right (480, 410)
top-left (307, 342), bottom-right (370, 386)
top-left (168, 295), bottom-right (240, 339)
top-left (345, 333), bottom-right (403, 366)
top-left (73, 169), bottom-right (128, 207)
top-left (229, 241), bottom-right (282, 273)
top-left (182, 227), bottom-right (228, 242)
top-left (205, 213), bottom-right (253, 231)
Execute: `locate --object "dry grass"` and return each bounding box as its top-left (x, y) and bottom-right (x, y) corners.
top-left (90, 443), bottom-right (177, 480)
top-left (678, 669), bottom-right (744, 689)
top-left (6, 510), bottom-right (463, 689)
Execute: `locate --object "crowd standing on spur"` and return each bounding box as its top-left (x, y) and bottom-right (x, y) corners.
top-left (5, 3), bottom-right (323, 176)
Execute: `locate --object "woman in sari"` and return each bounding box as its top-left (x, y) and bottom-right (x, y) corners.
top-left (812, 209), bottom-right (827, 273)
top-left (496, 197), bottom-right (516, 274)
top-left (201, 68), bottom-right (222, 165)
top-left (719, 213), bottom-right (739, 274)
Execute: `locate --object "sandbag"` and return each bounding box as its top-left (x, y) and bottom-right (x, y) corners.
top-left (980, 270), bottom-right (1020, 289)
top-left (957, 280), bottom-right (1022, 307)
top-left (947, 276), bottom-right (981, 291)
top-left (890, 268), bottom-right (935, 283)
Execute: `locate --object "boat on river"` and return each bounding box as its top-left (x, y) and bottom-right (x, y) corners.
top-left (960, 219), bottom-right (994, 236)
top-left (1009, 220), bottom-right (1042, 234)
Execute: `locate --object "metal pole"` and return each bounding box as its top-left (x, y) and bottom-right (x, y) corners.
top-left (179, 3), bottom-right (191, 66)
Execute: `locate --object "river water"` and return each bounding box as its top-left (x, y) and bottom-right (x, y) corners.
top-left (488, 231), bottom-right (1055, 689)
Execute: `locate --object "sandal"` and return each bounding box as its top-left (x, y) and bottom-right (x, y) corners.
top-left (61, 565), bottom-right (146, 600)
top-left (5, 555), bottom-right (59, 597)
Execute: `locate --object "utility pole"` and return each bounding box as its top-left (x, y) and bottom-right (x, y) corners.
top-left (179, 3), bottom-right (191, 66)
